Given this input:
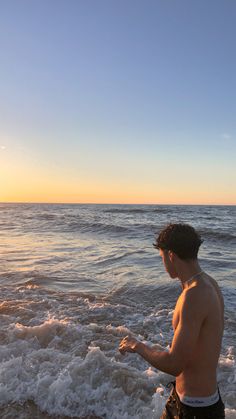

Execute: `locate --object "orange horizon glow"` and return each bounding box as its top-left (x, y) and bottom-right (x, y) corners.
top-left (1, 174), bottom-right (235, 206)
top-left (1, 177), bottom-right (235, 206)
top-left (1, 146), bottom-right (235, 207)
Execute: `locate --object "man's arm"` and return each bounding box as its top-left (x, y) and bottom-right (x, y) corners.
top-left (119, 289), bottom-right (206, 376)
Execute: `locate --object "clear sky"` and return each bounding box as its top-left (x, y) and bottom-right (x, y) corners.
top-left (0, 0), bottom-right (235, 204)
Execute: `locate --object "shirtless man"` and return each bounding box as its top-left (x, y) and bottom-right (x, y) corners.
top-left (119, 223), bottom-right (225, 419)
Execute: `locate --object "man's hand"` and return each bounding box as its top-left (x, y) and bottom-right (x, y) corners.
top-left (119, 335), bottom-right (139, 355)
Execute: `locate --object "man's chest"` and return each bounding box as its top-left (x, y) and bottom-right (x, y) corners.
top-left (172, 294), bottom-right (183, 331)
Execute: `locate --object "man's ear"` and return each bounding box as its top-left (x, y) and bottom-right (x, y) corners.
top-left (168, 250), bottom-right (175, 262)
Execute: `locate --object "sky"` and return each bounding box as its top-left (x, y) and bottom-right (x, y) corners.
top-left (0, 0), bottom-right (235, 205)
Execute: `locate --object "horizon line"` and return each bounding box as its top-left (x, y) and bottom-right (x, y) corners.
top-left (0, 201), bottom-right (235, 206)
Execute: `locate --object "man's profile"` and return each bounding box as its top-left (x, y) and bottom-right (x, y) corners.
top-left (119, 223), bottom-right (225, 419)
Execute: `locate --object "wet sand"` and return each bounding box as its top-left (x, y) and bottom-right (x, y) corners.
top-left (0, 401), bottom-right (102, 419)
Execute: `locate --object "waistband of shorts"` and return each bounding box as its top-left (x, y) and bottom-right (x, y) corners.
top-left (176, 388), bottom-right (220, 407)
top-left (167, 381), bottom-right (222, 408)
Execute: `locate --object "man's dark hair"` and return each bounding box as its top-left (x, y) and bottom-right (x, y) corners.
top-left (154, 223), bottom-right (203, 260)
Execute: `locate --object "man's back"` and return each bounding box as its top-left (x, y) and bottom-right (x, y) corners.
top-left (173, 273), bottom-right (224, 397)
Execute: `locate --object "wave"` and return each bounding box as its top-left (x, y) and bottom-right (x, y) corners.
top-left (66, 221), bottom-right (131, 234)
top-left (104, 207), bottom-right (170, 214)
top-left (105, 282), bottom-right (180, 310)
top-left (199, 229), bottom-right (236, 243)
top-left (94, 249), bottom-right (148, 267)
top-left (64, 219), bottom-right (165, 235)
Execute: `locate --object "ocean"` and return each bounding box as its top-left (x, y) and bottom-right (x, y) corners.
top-left (0, 203), bottom-right (235, 418)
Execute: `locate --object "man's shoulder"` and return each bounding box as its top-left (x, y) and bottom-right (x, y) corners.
top-left (182, 284), bottom-right (208, 301)
top-left (183, 277), bottom-right (215, 300)
top-left (180, 286), bottom-right (209, 318)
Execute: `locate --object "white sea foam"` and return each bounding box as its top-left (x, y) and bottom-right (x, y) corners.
top-left (0, 314), bottom-right (234, 418)
top-left (0, 318), bottom-right (168, 418)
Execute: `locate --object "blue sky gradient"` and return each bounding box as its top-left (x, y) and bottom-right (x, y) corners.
top-left (1, 0), bottom-right (235, 203)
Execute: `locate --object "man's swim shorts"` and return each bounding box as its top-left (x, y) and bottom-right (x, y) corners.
top-left (160, 382), bottom-right (225, 419)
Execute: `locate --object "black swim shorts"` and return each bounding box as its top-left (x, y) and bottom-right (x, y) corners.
top-left (160, 382), bottom-right (225, 419)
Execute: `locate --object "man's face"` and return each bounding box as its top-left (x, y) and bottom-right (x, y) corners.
top-left (159, 249), bottom-right (178, 279)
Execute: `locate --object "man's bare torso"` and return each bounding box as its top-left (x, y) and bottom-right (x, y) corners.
top-left (172, 273), bottom-right (224, 397)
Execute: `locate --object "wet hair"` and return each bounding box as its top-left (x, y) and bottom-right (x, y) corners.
top-left (154, 223), bottom-right (203, 260)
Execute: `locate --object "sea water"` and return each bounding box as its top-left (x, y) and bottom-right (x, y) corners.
top-left (0, 204), bottom-right (235, 418)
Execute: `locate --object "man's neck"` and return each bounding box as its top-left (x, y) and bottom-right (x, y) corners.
top-left (177, 260), bottom-right (203, 289)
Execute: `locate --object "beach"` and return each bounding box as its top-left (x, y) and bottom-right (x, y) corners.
top-left (0, 203), bottom-right (235, 418)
